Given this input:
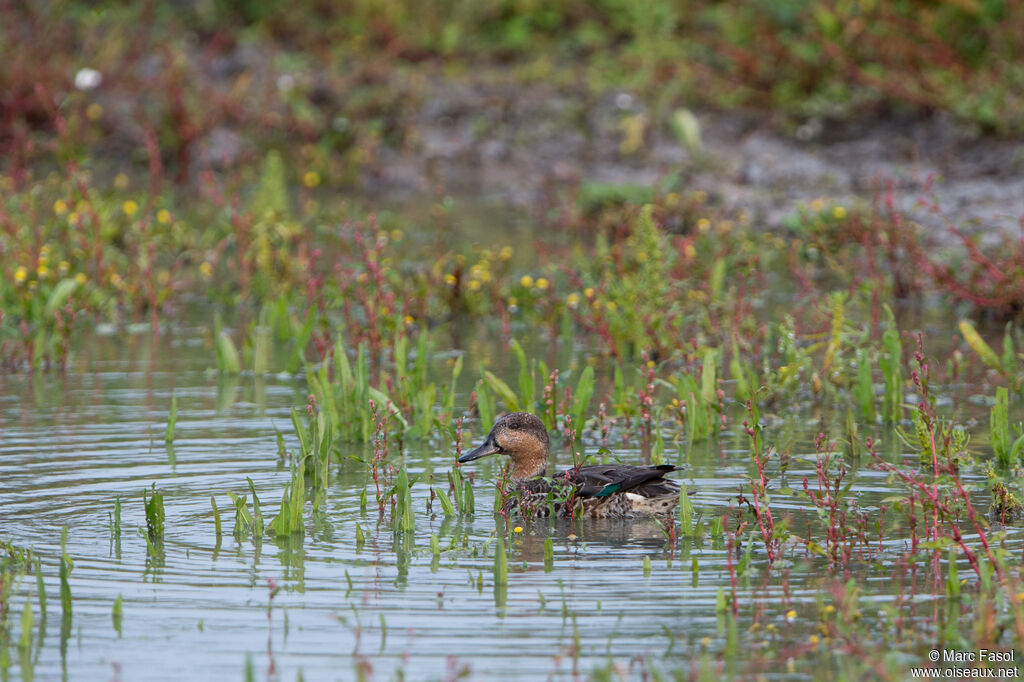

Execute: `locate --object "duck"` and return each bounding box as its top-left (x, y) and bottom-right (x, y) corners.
top-left (458, 412), bottom-right (680, 519)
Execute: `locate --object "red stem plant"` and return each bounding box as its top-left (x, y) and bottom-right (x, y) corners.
top-left (742, 399), bottom-right (777, 563)
top-left (870, 338), bottom-right (1024, 645)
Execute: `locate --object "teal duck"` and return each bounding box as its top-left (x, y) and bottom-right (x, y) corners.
top-left (458, 412), bottom-right (679, 518)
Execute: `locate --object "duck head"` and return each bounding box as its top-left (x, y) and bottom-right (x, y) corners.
top-left (458, 412), bottom-right (549, 481)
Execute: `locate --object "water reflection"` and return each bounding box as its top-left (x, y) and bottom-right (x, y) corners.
top-left (0, 325), bottom-right (1016, 681)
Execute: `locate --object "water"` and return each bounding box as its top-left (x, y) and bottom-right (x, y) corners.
top-left (0, 327), bottom-right (1015, 681)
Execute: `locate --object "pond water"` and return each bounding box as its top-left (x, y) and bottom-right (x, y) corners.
top-left (0, 324), bottom-right (1016, 681)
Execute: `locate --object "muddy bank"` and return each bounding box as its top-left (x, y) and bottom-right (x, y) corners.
top-left (77, 51), bottom-right (1023, 242)
top-left (366, 77), bottom-right (1024, 242)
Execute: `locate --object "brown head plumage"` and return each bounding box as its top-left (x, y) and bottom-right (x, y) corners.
top-left (458, 412), bottom-right (550, 480)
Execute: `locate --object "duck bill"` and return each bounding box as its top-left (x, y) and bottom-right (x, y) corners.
top-left (458, 440), bottom-right (500, 463)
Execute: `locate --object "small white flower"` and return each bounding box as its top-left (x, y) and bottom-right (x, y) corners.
top-left (276, 74), bottom-right (295, 93)
top-left (74, 68), bottom-right (102, 91)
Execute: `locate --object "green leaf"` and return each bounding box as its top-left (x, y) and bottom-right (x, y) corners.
top-left (216, 331), bottom-right (241, 375)
top-left (960, 320), bottom-right (1001, 371)
top-left (669, 108), bottom-right (702, 156)
top-left (165, 393), bottom-right (178, 444)
top-left (368, 387), bottom-right (409, 428)
top-left (45, 278), bottom-right (79, 315)
top-left (437, 488), bottom-right (455, 517)
top-left (484, 371), bottom-right (520, 412)
top-left (571, 366), bottom-right (594, 430)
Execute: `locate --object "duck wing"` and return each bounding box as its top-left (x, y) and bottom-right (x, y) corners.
top-left (557, 464), bottom-right (678, 499)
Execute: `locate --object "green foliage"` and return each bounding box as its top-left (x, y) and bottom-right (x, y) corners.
top-left (579, 182), bottom-right (655, 214)
top-left (437, 488), bottom-right (456, 517)
top-left (880, 320), bottom-right (903, 424)
top-left (251, 150), bottom-right (290, 220)
top-left (214, 315), bottom-right (241, 375)
top-left (59, 527), bottom-right (72, 627)
top-left (961, 321), bottom-right (1022, 391)
top-left (854, 348), bottom-right (876, 422)
top-left (394, 470), bottom-right (415, 534)
top-left (678, 482), bottom-right (694, 538)
top-left (143, 485), bottom-right (165, 541)
top-left (492, 532), bottom-right (508, 601)
top-left (989, 387), bottom-right (1023, 468)
top-left (112, 594), bottom-right (123, 637)
top-left (165, 393), bottom-right (178, 444)
top-left (228, 491), bottom-right (256, 541)
top-left (571, 366), bottom-right (595, 431)
top-left (211, 496), bottom-right (223, 545)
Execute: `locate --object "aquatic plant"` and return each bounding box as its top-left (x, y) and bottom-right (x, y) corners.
top-left (143, 485), bottom-right (165, 541)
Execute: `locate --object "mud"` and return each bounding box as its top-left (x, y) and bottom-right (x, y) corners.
top-left (367, 77), bottom-right (1024, 242)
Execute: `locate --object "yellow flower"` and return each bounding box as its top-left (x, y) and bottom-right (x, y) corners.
top-left (86, 103), bottom-right (103, 121)
top-left (694, 190), bottom-right (708, 203)
top-left (114, 173), bottom-right (129, 190)
top-left (390, 229), bottom-right (403, 241)
top-left (700, 637), bottom-right (711, 648)
top-left (403, 315), bottom-right (414, 325)
top-left (684, 243), bottom-right (696, 259)
top-left (302, 171), bottom-right (321, 188)
top-left (513, 526), bottom-right (523, 533)
top-left (157, 209), bottom-right (172, 224)
top-left (14, 266), bottom-right (28, 283)
top-left (809, 634), bottom-right (819, 645)
top-left (696, 218), bottom-right (711, 232)
top-left (535, 277), bottom-right (549, 290)
top-left (824, 605), bottom-right (835, 614)
top-left (785, 609), bottom-right (796, 622)
top-left (810, 198), bottom-right (825, 212)
top-left (53, 199), bottom-right (68, 216)
top-left (605, 300), bottom-right (617, 312)
top-left (520, 275), bottom-right (534, 288)
top-left (584, 287), bottom-right (594, 298)
top-left (59, 260), bottom-right (70, 275)
top-left (110, 273), bottom-right (123, 288)
top-left (832, 205), bottom-right (847, 220)
top-left (36, 264), bottom-right (50, 278)
top-left (444, 273), bottom-right (457, 285)
top-left (499, 246), bottom-right (513, 260)
top-left (75, 272), bottom-right (87, 285)
top-left (507, 296), bottom-right (518, 307)
top-left (122, 200), bottom-right (138, 217)
top-left (567, 292), bottom-right (580, 307)
top-left (717, 220), bottom-right (733, 234)
top-left (200, 261), bottom-right (213, 278)
top-left (665, 192), bottom-right (680, 207)
top-left (468, 280), bottom-right (481, 291)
